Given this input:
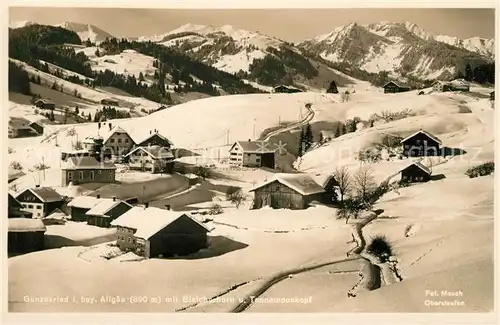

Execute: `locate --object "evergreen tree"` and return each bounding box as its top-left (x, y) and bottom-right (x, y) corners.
top-left (465, 62), bottom-right (473, 81)
top-left (326, 80), bottom-right (339, 94)
top-left (298, 127), bottom-right (305, 157)
top-left (304, 123), bottom-right (313, 151)
top-left (75, 106), bottom-right (79, 114)
top-left (334, 124), bottom-right (341, 138)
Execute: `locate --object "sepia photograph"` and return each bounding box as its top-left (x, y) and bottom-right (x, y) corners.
top-left (4, 1), bottom-right (496, 319)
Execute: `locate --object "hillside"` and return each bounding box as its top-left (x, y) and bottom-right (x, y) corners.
top-left (8, 85), bottom-right (494, 312)
top-left (144, 23), bottom-right (360, 90)
top-left (298, 22), bottom-right (494, 82)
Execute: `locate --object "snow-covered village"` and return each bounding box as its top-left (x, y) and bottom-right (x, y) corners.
top-left (5, 6), bottom-right (496, 315)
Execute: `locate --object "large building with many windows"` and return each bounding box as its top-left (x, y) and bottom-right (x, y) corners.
top-left (61, 156), bottom-right (116, 186)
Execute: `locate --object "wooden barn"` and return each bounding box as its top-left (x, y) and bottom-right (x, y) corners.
top-left (9, 117), bottom-right (39, 138)
top-left (136, 131), bottom-right (174, 148)
top-left (383, 81), bottom-right (411, 94)
top-left (34, 99), bottom-right (55, 110)
top-left (273, 85), bottom-right (303, 93)
top-left (29, 121), bottom-right (44, 135)
top-left (250, 173), bottom-right (326, 210)
top-left (101, 98), bottom-right (120, 106)
top-left (8, 218), bottom-right (46, 254)
top-left (400, 129), bottom-right (442, 157)
top-left (15, 187), bottom-right (64, 219)
top-left (229, 140), bottom-right (280, 169)
top-left (85, 197), bottom-right (133, 228)
top-left (110, 206), bottom-right (211, 258)
top-left (400, 161), bottom-right (432, 183)
top-left (67, 195), bottom-right (106, 222)
top-left (8, 193), bottom-right (32, 218)
top-left (314, 174), bottom-right (340, 204)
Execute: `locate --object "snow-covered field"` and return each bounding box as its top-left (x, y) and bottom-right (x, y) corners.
top-left (8, 83), bottom-right (495, 312)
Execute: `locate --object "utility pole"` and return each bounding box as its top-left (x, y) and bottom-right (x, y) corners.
top-left (278, 115), bottom-right (281, 126)
top-left (42, 157), bottom-right (46, 181)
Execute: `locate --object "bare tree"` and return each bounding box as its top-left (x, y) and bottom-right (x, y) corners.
top-left (334, 165), bottom-right (352, 203)
top-left (353, 165), bottom-right (377, 203)
top-left (228, 190), bottom-right (246, 209)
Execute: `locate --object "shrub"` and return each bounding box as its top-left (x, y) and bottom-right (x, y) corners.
top-left (357, 148), bottom-right (382, 163)
top-left (66, 128), bottom-right (76, 136)
top-left (366, 235), bottom-right (394, 262)
top-left (33, 163), bottom-right (50, 171)
top-left (465, 162), bottom-right (494, 178)
top-left (208, 203), bottom-right (223, 215)
top-left (8, 147), bottom-right (14, 154)
top-left (10, 161), bottom-right (23, 170)
top-left (194, 165), bottom-right (211, 180)
top-left (227, 190), bottom-right (246, 209)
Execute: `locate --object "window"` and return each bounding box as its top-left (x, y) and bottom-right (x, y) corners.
top-left (110, 138), bottom-right (115, 143)
top-left (125, 139), bottom-right (129, 143)
top-left (68, 172), bottom-right (73, 181)
top-left (127, 237), bottom-right (131, 243)
top-left (37, 213), bottom-right (41, 217)
top-left (79, 171), bottom-right (84, 180)
top-left (416, 139), bottom-right (421, 145)
top-left (97, 170), bottom-right (102, 176)
top-left (28, 205), bottom-right (33, 209)
top-left (109, 172), bottom-right (114, 180)
top-left (36, 206), bottom-right (42, 209)
top-left (133, 239), bottom-right (136, 244)
top-left (22, 204), bottom-right (27, 207)
top-left (118, 138), bottom-right (122, 143)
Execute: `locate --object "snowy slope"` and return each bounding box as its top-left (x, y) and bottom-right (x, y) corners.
top-left (55, 22), bottom-right (114, 43)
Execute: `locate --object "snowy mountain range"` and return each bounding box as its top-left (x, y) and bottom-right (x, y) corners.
top-left (9, 20), bottom-right (495, 82)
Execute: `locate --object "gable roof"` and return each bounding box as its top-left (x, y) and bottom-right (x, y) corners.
top-left (9, 218), bottom-right (46, 232)
top-left (250, 173), bottom-right (325, 196)
top-left (432, 80), bottom-right (452, 86)
top-left (383, 80), bottom-right (411, 89)
top-left (9, 193), bottom-right (24, 209)
top-left (85, 199), bottom-right (131, 217)
top-left (62, 156), bottom-right (116, 170)
top-left (17, 187), bottom-right (63, 203)
top-left (110, 207), bottom-right (210, 240)
top-left (125, 146), bottom-right (174, 159)
top-left (400, 129), bottom-right (442, 145)
top-left (67, 196), bottom-right (106, 209)
top-left (137, 132), bottom-right (174, 146)
top-left (46, 208), bottom-right (68, 220)
top-left (401, 160), bottom-right (431, 175)
top-left (102, 126), bottom-right (130, 143)
top-left (230, 140), bottom-right (280, 154)
top-left (9, 117), bottom-right (35, 131)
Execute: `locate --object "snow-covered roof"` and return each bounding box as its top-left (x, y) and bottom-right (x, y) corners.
top-left (231, 140), bottom-right (279, 154)
top-left (62, 157), bottom-right (116, 170)
top-left (45, 208), bottom-right (68, 220)
top-left (102, 126), bottom-right (129, 143)
top-left (8, 170), bottom-right (26, 182)
top-left (85, 199), bottom-right (131, 217)
top-left (125, 146), bottom-right (174, 159)
top-left (401, 160), bottom-right (432, 175)
top-left (68, 196), bottom-right (107, 209)
top-left (17, 187), bottom-right (64, 203)
top-left (250, 173), bottom-right (325, 196)
top-left (400, 129), bottom-right (442, 145)
top-left (136, 131), bottom-right (174, 146)
top-left (9, 218), bottom-right (46, 232)
top-left (383, 80), bottom-right (411, 89)
top-left (110, 207), bottom-right (210, 240)
top-left (184, 173), bottom-right (200, 179)
top-left (9, 117), bottom-right (35, 131)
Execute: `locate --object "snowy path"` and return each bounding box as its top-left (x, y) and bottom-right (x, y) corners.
top-left (261, 102), bottom-right (315, 142)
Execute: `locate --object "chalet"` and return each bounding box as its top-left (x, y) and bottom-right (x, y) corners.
top-left (229, 140), bottom-right (280, 169)
top-left (85, 197), bottom-right (133, 228)
top-left (102, 126), bottom-right (135, 158)
top-left (34, 99), bottom-right (55, 110)
top-left (432, 81), bottom-right (453, 92)
top-left (383, 81), bottom-right (411, 94)
top-left (125, 145), bottom-right (175, 173)
top-left (110, 206), bottom-right (210, 258)
top-left (101, 98), bottom-right (120, 106)
top-left (273, 85), bottom-right (303, 93)
top-left (67, 195), bottom-right (105, 222)
top-left (400, 129), bottom-right (442, 157)
top-left (449, 79), bottom-right (470, 92)
top-left (400, 160), bottom-right (432, 183)
top-left (61, 156), bottom-right (116, 186)
top-left (135, 131), bottom-right (174, 148)
top-left (9, 117), bottom-right (39, 138)
top-left (249, 173), bottom-right (325, 210)
top-left (43, 208), bottom-right (69, 225)
top-left (60, 150), bottom-right (92, 162)
top-left (8, 193), bottom-right (32, 218)
top-left (8, 218), bottom-right (46, 254)
top-left (490, 91), bottom-right (495, 101)
top-left (15, 186), bottom-right (64, 219)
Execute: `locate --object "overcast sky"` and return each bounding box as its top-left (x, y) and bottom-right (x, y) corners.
top-left (9, 7), bottom-right (495, 41)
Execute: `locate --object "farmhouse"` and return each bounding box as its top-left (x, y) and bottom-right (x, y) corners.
top-left (102, 125), bottom-right (135, 158)
top-left (9, 117), bottom-right (39, 138)
top-left (67, 195), bottom-right (105, 222)
top-left (383, 81), bottom-right (411, 94)
top-left (85, 197), bottom-right (133, 228)
top-left (125, 145), bottom-right (175, 173)
top-left (15, 186), bottom-right (64, 219)
top-left (110, 206), bottom-right (210, 258)
top-left (101, 98), bottom-right (120, 106)
top-left (250, 173), bottom-right (325, 210)
top-left (135, 130), bottom-right (174, 148)
top-left (273, 85), bottom-right (303, 93)
top-left (229, 140), bottom-right (280, 169)
top-left (43, 209), bottom-right (69, 225)
top-left (61, 156), bottom-right (116, 186)
top-left (400, 129), bottom-right (442, 157)
top-left (449, 79), bottom-right (470, 92)
top-left (34, 99), bottom-right (55, 110)
top-left (8, 193), bottom-right (32, 218)
top-left (400, 161), bottom-right (432, 183)
top-left (8, 218), bottom-right (46, 254)
top-left (432, 81), bottom-right (453, 92)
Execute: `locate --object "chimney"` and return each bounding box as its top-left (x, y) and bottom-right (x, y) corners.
top-left (248, 139), bottom-right (251, 142)
top-left (150, 130), bottom-right (152, 134)
top-left (165, 205), bottom-right (171, 210)
top-left (112, 196), bottom-right (116, 201)
top-left (144, 202), bottom-right (149, 208)
top-left (96, 194), bottom-right (101, 199)
top-left (35, 184), bottom-right (40, 188)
